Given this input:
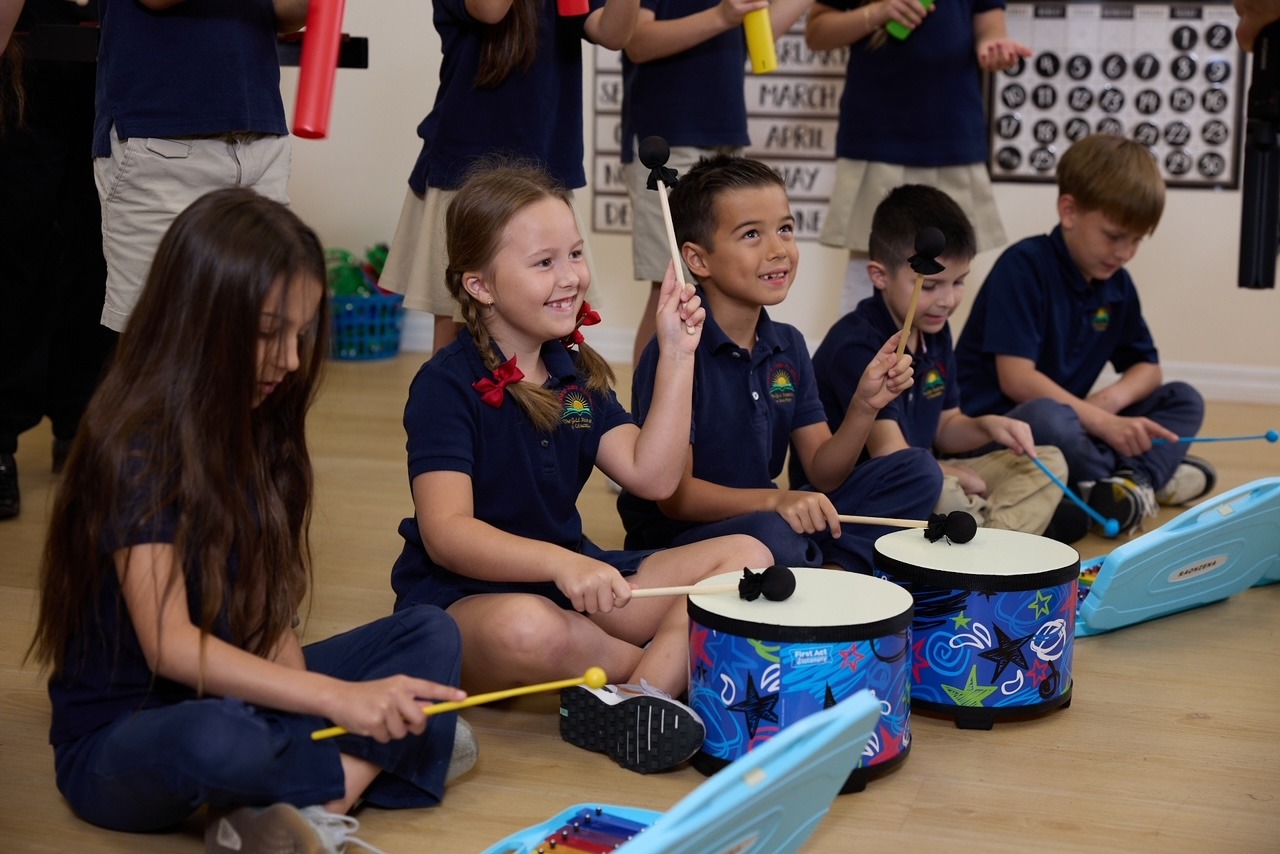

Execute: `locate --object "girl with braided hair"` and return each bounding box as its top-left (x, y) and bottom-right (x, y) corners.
top-left (389, 161), bottom-right (772, 774)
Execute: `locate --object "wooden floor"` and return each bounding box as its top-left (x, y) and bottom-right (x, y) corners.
top-left (2, 353), bottom-right (1278, 852)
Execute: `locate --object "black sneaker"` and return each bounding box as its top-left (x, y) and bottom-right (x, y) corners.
top-left (1084, 470), bottom-right (1157, 538)
top-left (0, 453), bottom-right (19, 520)
top-left (559, 680), bottom-right (704, 773)
top-left (1042, 497), bottom-right (1090, 544)
top-left (1155, 455), bottom-right (1216, 506)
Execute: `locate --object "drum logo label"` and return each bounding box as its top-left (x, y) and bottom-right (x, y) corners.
top-left (790, 647), bottom-right (831, 667)
top-left (1167, 554), bottom-right (1228, 584)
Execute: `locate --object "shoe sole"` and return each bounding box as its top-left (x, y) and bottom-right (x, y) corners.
top-left (559, 687), bottom-right (704, 774)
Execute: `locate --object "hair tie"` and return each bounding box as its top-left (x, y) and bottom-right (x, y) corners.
top-left (563, 301), bottom-right (601, 348)
top-left (472, 356), bottom-right (524, 408)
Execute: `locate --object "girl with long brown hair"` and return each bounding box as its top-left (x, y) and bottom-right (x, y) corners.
top-left (29, 188), bottom-right (469, 850)
top-left (388, 161), bottom-right (773, 775)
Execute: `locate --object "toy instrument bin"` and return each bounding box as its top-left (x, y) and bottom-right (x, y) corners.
top-left (330, 292), bottom-right (404, 360)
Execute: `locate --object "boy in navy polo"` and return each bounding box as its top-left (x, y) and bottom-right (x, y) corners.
top-left (809, 184), bottom-right (1085, 543)
top-left (619, 155), bottom-right (941, 573)
top-left (955, 134), bottom-right (1212, 537)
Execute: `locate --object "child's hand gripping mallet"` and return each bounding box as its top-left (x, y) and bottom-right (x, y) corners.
top-left (896, 226), bottom-right (947, 358)
top-left (311, 667), bottom-right (609, 741)
top-left (628, 565), bottom-right (797, 601)
top-left (1029, 456), bottom-right (1121, 538)
top-left (638, 135), bottom-right (697, 334)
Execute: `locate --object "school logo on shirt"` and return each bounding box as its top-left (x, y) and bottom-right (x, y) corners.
top-left (921, 364), bottom-right (946, 400)
top-left (767, 362), bottom-right (798, 406)
top-left (559, 387), bottom-right (594, 430)
top-left (1091, 306), bottom-right (1111, 332)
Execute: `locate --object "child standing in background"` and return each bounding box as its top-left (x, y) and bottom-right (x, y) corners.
top-left (955, 134), bottom-right (1212, 537)
top-left (806, 0), bottom-right (1030, 312)
top-left (382, 0), bottom-right (640, 355)
top-left (809, 184), bottom-right (1086, 543)
top-left (622, 0), bottom-right (816, 365)
top-left (28, 189), bottom-right (470, 852)
top-left (619, 154), bottom-right (941, 574)
top-left (390, 163), bottom-right (772, 774)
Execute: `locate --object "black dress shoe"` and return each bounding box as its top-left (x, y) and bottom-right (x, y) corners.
top-left (0, 453), bottom-right (19, 520)
top-left (52, 438), bottom-right (73, 475)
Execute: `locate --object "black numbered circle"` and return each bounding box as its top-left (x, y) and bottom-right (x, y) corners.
top-left (1172, 25), bottom-right (1198, 51)
top-left (1172, 55), bottom-right (1198, 81)
top-left (1202, 87), bottom-right (1229, 113)
top-left (1030, 147), bottom-right (1057, 172)
top-left (1099, 87), bottom-right (1125, 114)
top-left (1067, 86), bottom-right (1094, 111)
top-left (1205, 59), bottom-right (1231, 84)
top-left (1135, 89), bottom-right (1162, 115)
top-left (1197, 151), bottom-right (1226, 179)
top-left (996, 115), bottom-right (1022, 139)
top-left (1033, 84), bottom-right (1058, 109)
top-left (1097, 117), bottom-right (1124, 136)
top-left (1165, 150), bottom-right (1193, 176)
top-left (996, 146), bottom-right (1023, 170)
top-left (1035, 52), bottom-right (1061, 77)
top-left (1001, 83), bottom-right (1027, 109)
top-left (1033, 120), bottom-right (1059, 144)
top-left (1065, 117), bottom-right (1091, 141)
top-left (1134, 53), bottom-right (1161, 80)
top-left (1102, 53), bottom-right (1128, 80)
top-left (1169, 87), bottom-right (1196, 112)
top-left (1066, 54), bottom-right (1092, 80)
top-left (1133, 122), bottom-right (1160, 147)
top-left (1004, 56), bottom-right (1027, 78)
top-left (1164, 121), bottom-right (1192, 146)
top-left (1206, 23), bottom-right (1233, 50)
top-left (1202, 118), bottom-right (1230, 145)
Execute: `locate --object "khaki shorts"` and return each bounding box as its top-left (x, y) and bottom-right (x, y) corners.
top-left (819, 159), bottom-right (1007, 254)
top-left (381, 185), bottom-right (600, 318)
top-left (95, 126), bottom-right (291, 332)
top-left (935, 445), bottom-right (1067, 536)
top-left (623, 144), bottom-right (741, 283)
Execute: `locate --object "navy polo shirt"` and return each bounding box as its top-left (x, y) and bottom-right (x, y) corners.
top-left (619, 0), bottom-right (750, 163)
top-left (813, 293), bottom-right (957, 453)
top-left (392, 330), bottom-right (634, 602)
top-left (822, 0), bottom-right (1003, 166)
top-left (409, 0), bottom-right (597, 191)
top-left (619, 299), bottom-right (827, 544)
top-left (93, 0), bottom-right (287, 157)
top-left (955, 226), bottom-right (1158, 417)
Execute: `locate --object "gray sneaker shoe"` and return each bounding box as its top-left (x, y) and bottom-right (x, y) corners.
top-left (1084, 470), bottom-right (1158, 537)
top-left (1156, 455), bottom-right (1216, 506)
top-left (446, 717), bottom-right (477, 784)
top-left (559, 680), bottom-right (704, 773)
top-left (205, 803), bottom-right (386, 854)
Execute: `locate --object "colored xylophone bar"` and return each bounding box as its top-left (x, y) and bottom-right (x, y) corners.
top-left (524, 807), bottom-right (650, 853)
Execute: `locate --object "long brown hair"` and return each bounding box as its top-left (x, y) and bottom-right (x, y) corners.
top-left (445, 160), bottom-right (613, 433)
top-left (474, 0), bottom-right (540, 88)
top-left (29, 189), bottom-right (330, 678)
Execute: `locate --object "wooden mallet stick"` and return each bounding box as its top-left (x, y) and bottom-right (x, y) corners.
top-left (311, 667), bottom-right (608, 741)
top-left (839, 511), bottom-right (977, 544)
top-left (896, 226), bottom-right (947, 358)
top-left (630, 565), bottom-right (796, 601)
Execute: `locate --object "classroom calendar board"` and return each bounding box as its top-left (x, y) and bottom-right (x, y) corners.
top-left (991, 1), bottom-right (1244, 188)
top-left (591, 29), bottom-right (847, 240)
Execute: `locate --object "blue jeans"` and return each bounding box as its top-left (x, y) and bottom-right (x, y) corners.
top-left (1006, 382), bottom-right (1204, 489)
top-left (53, 605), bottom-right (462, 832)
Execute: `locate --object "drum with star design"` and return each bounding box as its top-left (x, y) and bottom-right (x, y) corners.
top-left (687, 567), bottom-right (913, 792)
top-left (873, 528), bottom-right (1079, 730)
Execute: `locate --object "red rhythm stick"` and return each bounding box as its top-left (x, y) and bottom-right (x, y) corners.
top-left (293, 0), bottom-right (346, 139)
top-left (558, 0), bottom-right (589, 14)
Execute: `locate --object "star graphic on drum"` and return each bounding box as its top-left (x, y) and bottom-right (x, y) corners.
top-left (951, 611), bottom-right (972, 629)
top-left (840, 644), bottom-right (864, 673)
top-left (942, 665), bottom-right (999, 707)
top-left (728, 673), bottom-right (779, 740)
top-left (978, 625), bottom-right (1032, 682)
top-left (1028, 590), bottom-right (1053, 618)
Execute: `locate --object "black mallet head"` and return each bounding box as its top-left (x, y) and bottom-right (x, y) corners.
top-left (908, 226), bottom-right (946, 276)
top-left (923, 511), bottom-right (978, 544)
top-left (639, 136), bottom-right (678, 191)
top-left (738, 565), bottom-right (797, 602)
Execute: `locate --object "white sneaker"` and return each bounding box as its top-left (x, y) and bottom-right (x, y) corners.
top-left (446, 717), bottom-right (477, 784)
top-left (559, 680), bottom-right (704, 773)
top-left (205, 803), bottom-right (386, 854)
top-left (1156, 455), bottom-right (1216, 506)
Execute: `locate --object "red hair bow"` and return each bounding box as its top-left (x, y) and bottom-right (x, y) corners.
top-left (472, 357), bottom-right (524, 408)
top-left (564, 301), bottom-right (602, 347)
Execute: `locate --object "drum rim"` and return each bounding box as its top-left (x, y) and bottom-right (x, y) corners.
top-left (688, 600), bottom-right (914, 642)
top-left (873, 549), bottom-right (1079, 592)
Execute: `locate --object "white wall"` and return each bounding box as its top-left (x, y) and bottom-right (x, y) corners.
top-left (283, 3), bottom-right (1279, 403)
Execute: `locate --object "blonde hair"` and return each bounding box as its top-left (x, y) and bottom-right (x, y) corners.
top-left (445, 161), bottom-right (614, 433)
top-left (1057, 134), bottom-right (1166, 236)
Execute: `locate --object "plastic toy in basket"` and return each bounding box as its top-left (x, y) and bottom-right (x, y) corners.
top-left (327, 246), bottom-right (404, 360)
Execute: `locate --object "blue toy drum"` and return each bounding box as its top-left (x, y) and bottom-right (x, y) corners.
top-left (687, 567), bottom-right (914, 792)
top-left (873, 528), bottom-right (1079, 730)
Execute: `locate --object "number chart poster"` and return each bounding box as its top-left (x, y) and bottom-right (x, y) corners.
top-left (591, 28), bottom-right (848, 240)
top-left (991, 1), bottom-right (1243, 188)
